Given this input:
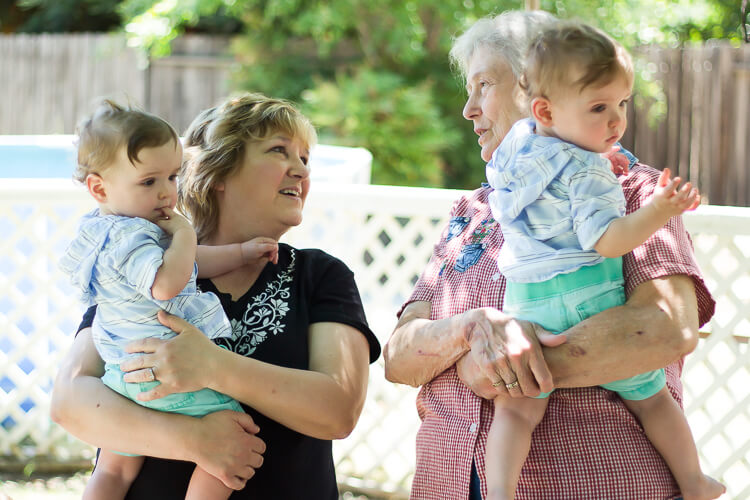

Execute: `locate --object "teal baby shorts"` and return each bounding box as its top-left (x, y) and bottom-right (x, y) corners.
top-left (102, 362), bottom-right (243, 456)
top-left (503, 257), bottom-right (665, 400)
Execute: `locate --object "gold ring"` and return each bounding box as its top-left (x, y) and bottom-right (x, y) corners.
top-left (505, 380), bottom-right (519, 390)
top-left (492, 381), bottom-right (504, 387)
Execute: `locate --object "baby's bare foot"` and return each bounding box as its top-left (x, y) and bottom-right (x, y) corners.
top-left (681, 474), bottom-right (726, 500)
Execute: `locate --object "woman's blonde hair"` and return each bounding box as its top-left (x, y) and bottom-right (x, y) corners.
top-left (74, 99), bottom-right (178, 183)
top-left (521, 22), bottom-right (634, 101)
top-left (178, 92), bottom-right (317, 242)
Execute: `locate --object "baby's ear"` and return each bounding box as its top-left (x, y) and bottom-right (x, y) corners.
top-left (530, 97), bottom-right (553, 127)
top-left (86, 173), bottom-right (107, 203)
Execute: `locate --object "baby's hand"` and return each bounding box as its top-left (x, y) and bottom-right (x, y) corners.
top-left (601, 146), bottom-right (629, 176)
top-left (652, 168), bottom-right (701, 216)
top-left (241, 237), bottom-right (279, 266)
top-left (154, 207), bottom-right (195, 237)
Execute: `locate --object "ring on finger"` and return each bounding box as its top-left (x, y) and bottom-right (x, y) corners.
top-left (492, 380), bottom-right (504, 387)
top-left (505, 380), bottom-right (519, 390)
top-left (144, 367), bottom-right (156, 382)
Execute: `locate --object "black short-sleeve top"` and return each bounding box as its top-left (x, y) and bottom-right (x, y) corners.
top-left (79, 243), bottom-right (380, 499)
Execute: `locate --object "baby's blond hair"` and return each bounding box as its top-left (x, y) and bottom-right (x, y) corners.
top-left (74, 100), bottom-right (178, 183)
top-left (520, 23), bottom-right (633, 103)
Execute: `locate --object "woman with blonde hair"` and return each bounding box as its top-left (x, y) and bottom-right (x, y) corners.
top-left (52, 93), bottom-right (380, 499)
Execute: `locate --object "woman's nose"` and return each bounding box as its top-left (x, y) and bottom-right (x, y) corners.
top-left (463, 91), bottom-right (480, 121)
top-left (290, 158), bottom-right (310, 179)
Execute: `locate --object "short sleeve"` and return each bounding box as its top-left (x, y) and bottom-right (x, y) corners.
top-left (310, 254), bottom-right (381, 363)
top-left (76, 305), bottom-right (97, 335)
top-left (621, 165), bottom-right (715, 327)
top-left (107, 229), bottom-right (165, 299)
top-left (569, 156), bottom-right (626, 251)
top-left (397, 194), bottom-right (463, 317)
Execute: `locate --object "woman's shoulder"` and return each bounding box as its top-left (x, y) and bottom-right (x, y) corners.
top-left (450, 185), bottom-right (493, 214)
top-left (620, 163), bottom-right (661, 207)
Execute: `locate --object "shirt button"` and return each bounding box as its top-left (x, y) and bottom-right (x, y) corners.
top-left (469, 423), bottom-right (478, 433)
top-left (491, 273), bottom-right (500, 281)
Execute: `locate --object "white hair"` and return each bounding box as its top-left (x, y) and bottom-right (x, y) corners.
top-left (450, 10), bottom-right (558, 80)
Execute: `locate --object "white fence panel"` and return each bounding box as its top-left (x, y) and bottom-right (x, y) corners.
top-left (1, 180), bottom-right (748, 498)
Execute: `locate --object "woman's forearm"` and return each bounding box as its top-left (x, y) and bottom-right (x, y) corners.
top-left (50, 329), bottom-right (196, 460)
top-left (546, 274), bottom-right (700, 388)
top-left (210, 322), bottom-right (372, 441)
top-left (383, 301), bottom-right (471, 388)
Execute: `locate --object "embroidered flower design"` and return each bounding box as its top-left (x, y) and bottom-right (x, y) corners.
top-left (221, 250), bottom-right (295, 356)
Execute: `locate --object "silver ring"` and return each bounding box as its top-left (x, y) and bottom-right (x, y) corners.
top-left (505, 380), bottom-right (519, 390)
top-left (144, 367), bottom-right (156, 382)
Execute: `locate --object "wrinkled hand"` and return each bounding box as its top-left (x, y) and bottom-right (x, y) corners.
top-left (459, 308), bottom-right (567, 398)
top-left (190, 410), bottom-right (266, 490)
top-left (120, 310), bottom-right (218, 400)
top-left (651, 167), bottom-right (701, 215)
top-left (602, 146), bottom-right (629, 176)
top-left (153, 206), bottom-right (195, 238)
top-left (241, 237), bottom-right (279, 266)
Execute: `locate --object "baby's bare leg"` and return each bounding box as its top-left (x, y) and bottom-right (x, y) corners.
top-left (185, 465), bottom-right (234, 500)
top-left (624, 387), bottom-right (725, 500)
top-left (486, 396), bottom-right (549, 500)
top-left (83, 450), bottom-right (143, 500)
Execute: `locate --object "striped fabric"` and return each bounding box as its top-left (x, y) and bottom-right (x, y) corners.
top-left (60, 210), bottom-right (231, 364)
top-left (401, 165), bottom-right (714, 500)
top-left (486, 118), bottom-right (627, 282)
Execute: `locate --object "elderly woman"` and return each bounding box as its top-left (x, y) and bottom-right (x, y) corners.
top-left (51, 93), bottom-right (380, 499)
top-left (383, 10), bottom-right (714, 500)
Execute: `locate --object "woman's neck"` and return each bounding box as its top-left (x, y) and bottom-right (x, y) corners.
top-left (201, 229), bottom-right (281, 301)
top-left (208, 261), bottom-right (268, 301)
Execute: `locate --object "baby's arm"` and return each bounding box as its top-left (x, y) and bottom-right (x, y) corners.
top-left (595, 168), bottom-right (700, 258)
top-left (196, 237), bottom-right (278, 278)
top-left (151, 207), bottom-right (198, 300)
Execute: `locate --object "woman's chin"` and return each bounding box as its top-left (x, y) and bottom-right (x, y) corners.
top-left (480, 145), bottom-right (496, 162)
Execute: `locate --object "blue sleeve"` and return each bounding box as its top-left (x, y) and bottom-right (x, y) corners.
top-left (107, 228), bottom-right (165, 300)
top-left (568, 156), bottom-right (626, 251)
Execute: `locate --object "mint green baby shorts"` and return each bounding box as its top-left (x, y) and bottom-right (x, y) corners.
top-left (502, 257), bottom-right (665, 400)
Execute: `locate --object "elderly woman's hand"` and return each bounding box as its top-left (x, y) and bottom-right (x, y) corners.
top-left (459, 308), bottom-right (565, 398)
top-left (120, 310), bottom-right (219, 400)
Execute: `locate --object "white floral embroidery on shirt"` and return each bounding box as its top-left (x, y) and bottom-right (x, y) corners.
top-left (224, 250), bottom-right (295, 356)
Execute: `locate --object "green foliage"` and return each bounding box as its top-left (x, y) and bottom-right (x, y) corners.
top-left (10, 0), bottom-right (122, 32)
top-left (116, 0), bottom-right (743, 188)
top-left (301, 68), bottom-right (459, 186)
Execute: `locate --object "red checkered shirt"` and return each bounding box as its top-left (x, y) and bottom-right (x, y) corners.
top-left (402, 164), bottom-right (715, 500)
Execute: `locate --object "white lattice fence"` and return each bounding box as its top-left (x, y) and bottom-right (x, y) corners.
top-left (683, 209), bottom-right (750, 500)
top-left (0, 181), bottom-right (95, 463)
top-left (1, 180), bottom-right (749, 498)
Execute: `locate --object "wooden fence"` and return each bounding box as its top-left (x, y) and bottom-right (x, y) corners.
top-left (1, 34), bottom-right (749, 206)
top-left (0, 33), bottom-right (231, 135)
top-left (620, 42), bottom-right (750, 208)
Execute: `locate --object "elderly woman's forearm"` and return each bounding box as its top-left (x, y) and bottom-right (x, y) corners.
top-left (546, 275), bottom-right (699, 388)
top-left (384, 301), bottom-right (470, 387)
